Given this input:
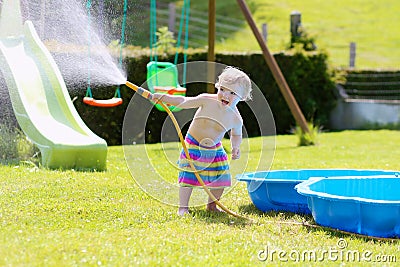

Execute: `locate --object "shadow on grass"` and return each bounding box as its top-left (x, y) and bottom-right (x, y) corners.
top-left (188, 204), bottom-right (313, 227)
top-left (238, 203), bottom-right (264, 216)
top-left (0, 157), bottom-right (40, 168)
top-left (238, 203), bottom-right (312, 220)
top-left (189, 208), bottom-right (252, 227)
top-left (238, 204), bottom-right (399, 242)
top-left (303, 222), bottom-right (400, 243)
top-left (0, 158), bottom-right (110, 173)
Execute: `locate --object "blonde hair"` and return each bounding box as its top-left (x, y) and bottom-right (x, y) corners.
top-left (215, 66), bottom-right (252, 101)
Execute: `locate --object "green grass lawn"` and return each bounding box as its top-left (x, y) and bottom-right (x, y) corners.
top-left (189, 0), bottom-right (400, 69)
top-left (1, 130), bottom-right (400, 266)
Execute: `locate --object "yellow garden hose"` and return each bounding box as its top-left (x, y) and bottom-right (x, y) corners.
top-left (124, 81), bottom-right (400, 240)
top-left (125, 81), bottom-right (251, 221)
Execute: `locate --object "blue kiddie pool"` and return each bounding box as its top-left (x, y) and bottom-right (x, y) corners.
top-left (236, 169), bottom-right (399, 214)
top-left (296, 175), bottom-right (400, 238)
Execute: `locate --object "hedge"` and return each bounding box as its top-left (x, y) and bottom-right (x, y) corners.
top-left (335, 69), bottom-right (400, 100)
top-left (66, 50), bottom-right (336, 145)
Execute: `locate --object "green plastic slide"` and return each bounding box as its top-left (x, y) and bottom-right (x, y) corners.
top-left (0, 0), bottom-right (107, 170)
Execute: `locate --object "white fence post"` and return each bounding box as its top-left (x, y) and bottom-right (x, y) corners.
top-left (290, 11), bottom-right (301, 38)
top-left (168, 3), bottom-right (176, 34)
top-left (349, 42), bottom-right (356, 68)
top-left (261, 23), bottom-right (267, 43)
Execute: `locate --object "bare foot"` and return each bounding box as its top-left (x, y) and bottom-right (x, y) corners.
top-left (206, 207), bottom-right (225, 213)
top-left (206, 203), bottom-right (225, 213)
top-left (177, 207), bottom-right (190, 216)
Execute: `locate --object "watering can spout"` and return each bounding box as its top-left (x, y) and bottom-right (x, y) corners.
top-left (0, 0), bottom-right (24, 38)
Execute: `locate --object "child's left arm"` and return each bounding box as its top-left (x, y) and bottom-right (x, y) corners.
top-left (230, 126), bottom-right (242, 160)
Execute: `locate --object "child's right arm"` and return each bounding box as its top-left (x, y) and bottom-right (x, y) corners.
top-left (152, 93), bottom-right (211, 109)
top-left (152, 93), bottom-right (185, 107)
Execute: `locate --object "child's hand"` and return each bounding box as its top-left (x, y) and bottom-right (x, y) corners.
top-left (152, 93), bottom-right (164, 102)
top-left (231, 147), bottom-right (240, 160)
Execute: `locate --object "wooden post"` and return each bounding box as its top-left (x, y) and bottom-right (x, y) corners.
top-left (168, 2), bottom-right (176, 34)
top-left (261, 23), bottom-right (267, 43)
top-left (349, 42), bottom-right (356, 68)
top-left (236, 0), bottom-right (310, 134)
top-left (207, 0), bottom-right (216, 93)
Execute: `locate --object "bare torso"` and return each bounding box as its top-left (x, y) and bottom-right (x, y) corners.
top-left (187, 95), bottom-right (242, 147)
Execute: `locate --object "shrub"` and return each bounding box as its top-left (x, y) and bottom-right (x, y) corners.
top-left (292, 122), bottom-right (320, 146)
top-left (67, 50), bottom-right (336, 144)
top-left (0, 124), bottom-right (40, 164)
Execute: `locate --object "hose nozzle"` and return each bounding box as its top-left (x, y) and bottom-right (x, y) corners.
top-left (125, 81), bottom-right (153, 100)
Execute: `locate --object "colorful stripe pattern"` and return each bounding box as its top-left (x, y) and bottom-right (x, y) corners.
top-left (178, 134), bottom-right (231, 188)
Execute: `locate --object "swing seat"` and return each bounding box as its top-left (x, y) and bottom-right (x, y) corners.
top-left (83, 97), bottom-right (123, 108)
top-left (153, 86), bottom-right (186, 95)
top-left (146, 61), bottom-right (186, 112)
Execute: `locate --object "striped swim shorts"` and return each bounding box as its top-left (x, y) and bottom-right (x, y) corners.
top-left (177, 133), bottom-right (231, 188)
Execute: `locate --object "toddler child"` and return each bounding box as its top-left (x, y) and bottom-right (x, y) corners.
top-left (152, 66), bottom-right (252, 216)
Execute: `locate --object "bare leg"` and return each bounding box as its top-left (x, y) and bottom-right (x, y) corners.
top-left (206, 188), bottom-right (224, 212)
top-left (178, 187), bottom-right (193, 216)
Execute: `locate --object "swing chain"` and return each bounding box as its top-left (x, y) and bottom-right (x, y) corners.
top-left (84, 0), bottom-right (127, 106)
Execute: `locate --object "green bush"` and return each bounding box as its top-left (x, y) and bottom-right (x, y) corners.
top-left (336, 69), bottom-right (400, 100)
top-left (69, 50), bottom-right (336, 144)
top-left (291, 122), bottom-right (320, 146)
top-left (216, 51), bottom-right (336, 134)
top-left (0, 124), bottom-right (40, 164)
